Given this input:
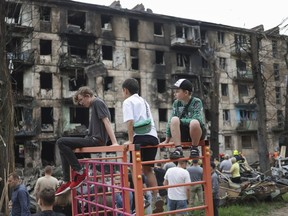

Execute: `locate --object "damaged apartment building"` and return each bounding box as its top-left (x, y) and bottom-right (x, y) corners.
top-left (5, 0), bottom-right (288, 168)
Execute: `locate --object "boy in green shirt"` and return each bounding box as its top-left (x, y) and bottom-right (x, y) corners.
top-left (162, 79), bottom-right (206, 159)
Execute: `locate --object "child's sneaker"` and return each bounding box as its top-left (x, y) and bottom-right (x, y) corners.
top-left (55, 181), bottom-right (71, 196)
top-left (70, 169), bottom-right (87, 189)
top-left (170, 147), bottom-right (184, 159)
top-left (190, 146), bottom-right (200, 158)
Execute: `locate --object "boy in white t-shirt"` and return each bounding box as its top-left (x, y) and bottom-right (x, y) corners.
top-left (122, 78), bottom-right (164, 213)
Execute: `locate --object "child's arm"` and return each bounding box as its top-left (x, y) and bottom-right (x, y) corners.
top-left (164, 101), bottom-right (178, 140)
top-left (126, 119), bottom-right (134, 144)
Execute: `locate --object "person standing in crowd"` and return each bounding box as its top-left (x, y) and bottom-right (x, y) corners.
top-left (219, 154), bottom-right (232, 178)
top-left (8, 172), bottom-right (31, 216)
top-left (187, 159), bottom-right (203, 206)
top-left (53, 190), bottom-right (72, 215)
top-left (153, 163), bottom-right (167, 199)
top-left (163, 160), bottom-right (176, 172)
top-left (164, 160), bottom-right (191, 215)
top-left (114, 176), bottom-right (133, 215)
top-left (127, 172), bottom-right (152, 214)
top-left (224, 157), bottom-right (241, 183)
top-left (161, 79), bottom-right (206, 159)
top-left (34, 166), bottom-right (59, 201)
top-left (32, 187), bottom-right (64, 216)
top-left (211, 162), bottom-right (219, 216)
top-left (56, 86), bottom-right (118, 196)
top-left (122, 78), bottom-right (164, 213)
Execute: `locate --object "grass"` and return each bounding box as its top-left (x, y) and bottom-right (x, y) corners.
top-left (219, 193), bottom-right (288, 216)
top-left (186, 193), bottom-right (288, 216)
top-left (218, 201), bottom-right (285, 216)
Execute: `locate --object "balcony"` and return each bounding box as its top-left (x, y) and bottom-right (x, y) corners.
top-left (59, 54), bottom-right (97, 69)
top-left (7, 49), bottom-right (35, 68)
top-left (14, 107), bottom-right (36, 137)
top-left (233, 70), bottom-right (254, 83)
top-left (13, 93), bottom-right (34, 103)
top-left (235, 101), bottom-right (256, 110)
top-left (171, 37), bottom-right (201, 49)
top-left (237, 70), bottom-right (253, 79)
top-left (60, 24), bottom-right (96, 40)
top-left (171, 25), bottom-right (201, 49)
top-left (15, 127), bottom-right (36, 137)
top-left (172, 65), bottom-right (201, 76)
top-left (232, 45), bottom-right (251, 56)
top-left (236, 120), bottom-right (258, 131)
top-left (5, 18), bottom-right (34, 37)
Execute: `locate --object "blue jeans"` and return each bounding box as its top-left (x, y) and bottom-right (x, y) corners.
top-left (115, 191), bottom-right (133, 216)
top-left (167, 198), bottom-right (187, 215)
top-left (144, 190), bottom-right (152, 214)
top-left (213, 198), bottom-right (219, 216)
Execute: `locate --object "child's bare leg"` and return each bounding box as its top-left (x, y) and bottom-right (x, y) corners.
top-left (189, 120), bottom-right (202, 158)
top-left (170, 117), bottom-right (181, 147)
top-left (189, 119), bottom-right (202, 147)
top-left (170, 117), bottom-right (184, 159)
top-left (143, 166), bottom-right (158, 197)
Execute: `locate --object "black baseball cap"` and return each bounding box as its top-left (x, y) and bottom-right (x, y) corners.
top-left (172, 79), bottom-right (192, 92)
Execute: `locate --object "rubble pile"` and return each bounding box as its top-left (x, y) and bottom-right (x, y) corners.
top-left (219, 158), bottom-right (288, 206)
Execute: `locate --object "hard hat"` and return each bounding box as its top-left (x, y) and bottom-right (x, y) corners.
top-left (233, 150), bottom-right (239, 155)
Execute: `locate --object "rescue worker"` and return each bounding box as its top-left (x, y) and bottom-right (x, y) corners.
top-left (233, 150), bottom-right (245, 163)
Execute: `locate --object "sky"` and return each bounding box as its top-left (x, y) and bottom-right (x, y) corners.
top-left (74, 0), bottom-right (288, 35)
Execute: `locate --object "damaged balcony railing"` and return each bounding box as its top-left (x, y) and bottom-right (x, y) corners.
top-left (7, 49), bottom-right (35, 65)
top-left (59, 53), bottom-right (97, 69)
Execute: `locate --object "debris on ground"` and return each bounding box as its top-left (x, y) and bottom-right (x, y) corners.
top-left (219, 158), bottom-right (288, 206)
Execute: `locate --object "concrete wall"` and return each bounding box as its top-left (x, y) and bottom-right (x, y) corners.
top-left (10, 0), bottom-right (288, 168)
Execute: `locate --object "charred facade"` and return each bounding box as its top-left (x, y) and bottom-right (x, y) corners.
top-left (5, 0), bottom-right (288, 168)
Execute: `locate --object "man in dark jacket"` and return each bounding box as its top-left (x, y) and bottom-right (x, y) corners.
top-left (8, 172), bottom-right (31, 216)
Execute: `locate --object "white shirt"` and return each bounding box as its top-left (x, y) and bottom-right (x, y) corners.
top-left (122, 94), bottom-right (157, 138)
top-left (164, 167), bottom-right (191, 200)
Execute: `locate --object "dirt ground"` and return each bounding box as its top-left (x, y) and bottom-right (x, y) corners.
top-left (268, 203), bottom-right (288, 216)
